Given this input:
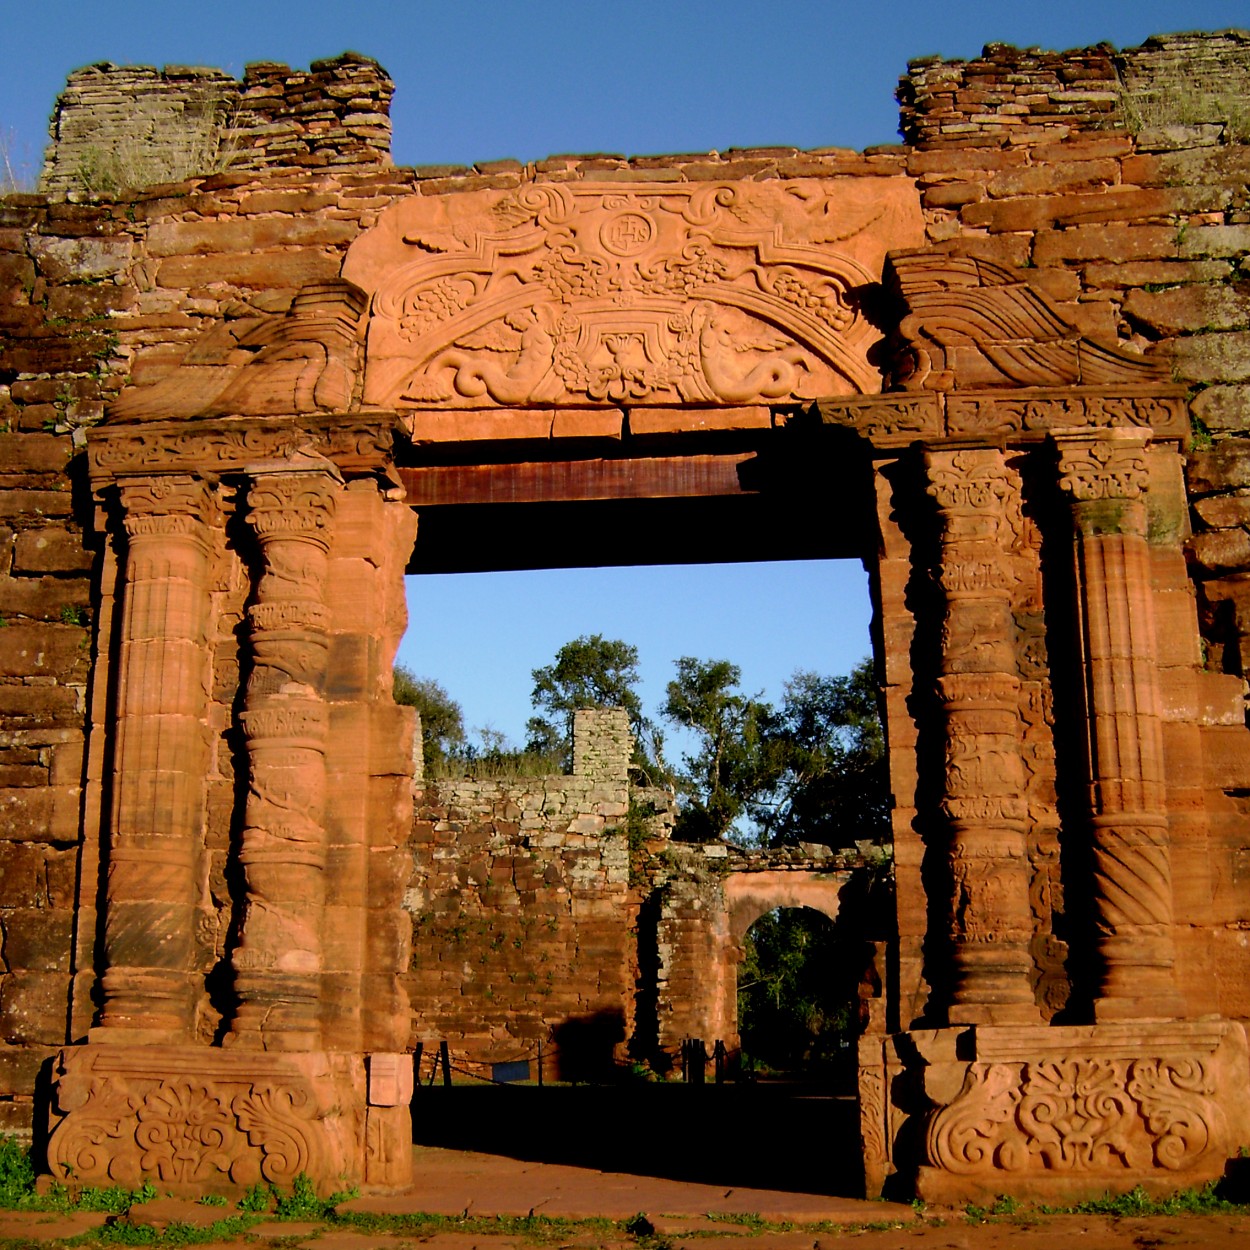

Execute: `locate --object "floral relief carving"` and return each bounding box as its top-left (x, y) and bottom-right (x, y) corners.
top-left (45, 1049), bottom-right (355, 1191)
top-left (135, 1082), bottom-right (235, 1183)
top-left (1057, 439), bottom-right (1149, 502)
top-left (926, 1052), bottom-right (1224, 1177)
top-left (347, 180), bottom-right (926, 408)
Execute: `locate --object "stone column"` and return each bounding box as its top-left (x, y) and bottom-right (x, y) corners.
top-left (228, 466), bottom-right (340, 1052)
top-left (925, 448), bottom-right (1039, 1025)
top-left (98, 476), bottom-right (215, 1041)
top-left (1054, 431), bottom-right (1183, 1021)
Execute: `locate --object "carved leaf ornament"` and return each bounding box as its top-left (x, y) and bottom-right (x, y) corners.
top-left (926, 1055), bottom-right (1223, 1176)
top-left (344, 181), bottom-right (925, 408)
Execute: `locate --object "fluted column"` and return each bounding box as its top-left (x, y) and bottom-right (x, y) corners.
top-left (1055, 430), bottom-right (1183, 1021)
top-left (925, 448), bottom-right (1040, 1025)
top-left (98, 476), bottom-right (215, 1040)
top-left (228, 466), bottom-right (340, 1052)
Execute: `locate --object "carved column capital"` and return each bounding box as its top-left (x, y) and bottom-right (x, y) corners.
top-left (246, 468), bottom-right (341, 549)
top-left (118, 475), bottom-right (217, 541)
top-left (1054, 430), bottom-right (1150, 538)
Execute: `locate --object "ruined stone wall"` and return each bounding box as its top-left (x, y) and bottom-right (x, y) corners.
top-left (403, 710), bottom-right (645, 1078)
top-left (39, 55), bottom-right (394, 196)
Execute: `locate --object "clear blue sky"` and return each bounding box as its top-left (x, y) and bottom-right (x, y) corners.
top-left (5, 1), bottom-right (1246, 745)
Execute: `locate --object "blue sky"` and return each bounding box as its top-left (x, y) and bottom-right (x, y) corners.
top-left (6, 1), bottom-right (1247, 745)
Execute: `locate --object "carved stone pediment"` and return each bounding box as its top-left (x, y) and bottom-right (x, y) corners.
top-left (887, 253), bottom-right (1170, 391)
top-left (342, 179), bottom-right (925, 409)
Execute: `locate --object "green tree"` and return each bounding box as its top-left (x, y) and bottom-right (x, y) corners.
top-left (392, 667), bottom-right (465, 774)
top-left (757, 659), bottom-right (889, 849)
top-left (527, 634), bottom-right (664, 777)
top-left (661, 657), bottom-right (773, 841)
top-left (737, 907), bottom-right (854, 1077)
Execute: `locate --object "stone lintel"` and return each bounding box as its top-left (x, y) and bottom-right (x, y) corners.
top-left (815, 386), bottom-right (1188, 450)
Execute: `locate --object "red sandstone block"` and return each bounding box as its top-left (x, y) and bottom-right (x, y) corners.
top-left (908, 148), bottom-right (1029, 174)
top-left (986, 158), bottom-right (1119, 198)
top-left (406, 408), bottom-right (553, 444)
top-left (0, 910), bottom-right (72, 972)
top-left (156, 249), bottom-right (342, 289)
top-left (1124, 285), bottom-right (1250, 335)
top-left (1033, 225), bottom-right (1178, 264)
top-left (0, 844), bottom-right (44, 907)
top-left (0, 787), bottom-right (80, 843)
top-left (148, 217), bottom-right (358, 256)
top-left (0, 577), bottom-right (90, 621)
top-left (0, 971), bottom-right (71, 1045)
top-left (0, 625), bottom-right (86, 680)
top-left (550, 409), bottom-right (623, 440)
top-left (1202, 725), bottom-right (1250, 791)
top-left (626, 406), bottom-right (771, 435)
top-left (12, 529), bottom-right (91, 575)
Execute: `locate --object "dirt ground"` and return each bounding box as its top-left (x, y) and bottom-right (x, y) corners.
top-left (2, 1149), bottom-right (1249, 1247)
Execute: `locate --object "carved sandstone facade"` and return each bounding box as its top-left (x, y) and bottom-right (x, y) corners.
top-left (3, 33), bottom-right (1250, 1203)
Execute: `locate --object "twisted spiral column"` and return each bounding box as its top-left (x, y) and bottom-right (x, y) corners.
top-left (1055, 430), bottom-right (1183, 1021)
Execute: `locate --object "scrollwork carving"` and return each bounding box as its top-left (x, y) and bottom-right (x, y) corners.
top-left (925, 1044), bottom-right (1228, 1180)
top-left (927, 1063), bottom-right (1021, 1174)
top-left (348, 180), bottom-right (924, 408)
top-left (1057, 438), bottom-right (1149, 503)
top-left (233, 1085), bottom-right (318, 1184)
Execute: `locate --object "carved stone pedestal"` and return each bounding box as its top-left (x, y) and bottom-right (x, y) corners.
top-left (45, 1045), bottom-right (372, 1195)
top-left (862, 1021), bottom-right (1250, 1204)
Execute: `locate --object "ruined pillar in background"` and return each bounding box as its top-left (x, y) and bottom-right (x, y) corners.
top-left (1054, 430), bottom-right (1185, 1022)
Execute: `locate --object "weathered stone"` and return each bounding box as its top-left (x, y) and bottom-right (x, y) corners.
top-left (1124, 285), bottom-right (1250, 335)
top-left (1192, 384), bottom-right (1250, 433)
top-left (1172, 332), bottom-right (1250, 384)
top-left (28, 236), bottom-right (132, 282)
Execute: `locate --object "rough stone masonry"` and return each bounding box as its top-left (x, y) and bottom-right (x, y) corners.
top-left (2, 29), bottom-right (1250, 1203)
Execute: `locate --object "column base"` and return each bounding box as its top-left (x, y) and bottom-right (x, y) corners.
top-left (44, 1044), bottom-right (409, 1196)
top-left (860, 1020), bottom-right (1250, 1204)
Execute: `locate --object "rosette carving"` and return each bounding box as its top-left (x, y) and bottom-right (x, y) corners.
top-left (135, 1082), bottom-right (236, 1183)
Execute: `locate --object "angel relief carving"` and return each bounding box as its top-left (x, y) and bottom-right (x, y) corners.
top-left (344, 180), bottom-right (925, 409)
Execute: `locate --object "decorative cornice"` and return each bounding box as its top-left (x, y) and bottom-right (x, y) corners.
top-left (815, 387), bottom-right (1187, 450)
top-left (88, 415), bottom-right (403, 487)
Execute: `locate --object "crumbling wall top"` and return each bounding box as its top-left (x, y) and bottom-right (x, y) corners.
top-left (39, 52), bottom-right (393, 197)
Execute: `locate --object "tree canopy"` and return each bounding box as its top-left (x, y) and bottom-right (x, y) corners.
top-left (393, 667), bottom-right (465, 772)
top-left (526, 633), bottom-right (665, 779)
top-left (660, 655), bottom-right (888, 849)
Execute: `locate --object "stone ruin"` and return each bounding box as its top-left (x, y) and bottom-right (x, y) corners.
top-left (2, 29), bottom-right (1250, 1203)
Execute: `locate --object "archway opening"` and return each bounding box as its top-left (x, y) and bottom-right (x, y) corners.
top-left (737, 905), bottom-right (853, 1083)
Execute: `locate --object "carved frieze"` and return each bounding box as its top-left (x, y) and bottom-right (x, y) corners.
top-left (345, 180), bottom-right (926, 408)
top-left (815, 389), bottom-right (1187, 450)
top-left (947, 391), bottom-right (1187, 441)
top-left (922, 1022), bottom-right (1245, 1187)
top-left (89, 416), bottom-right (402, 486)
top-left (45, 1045), bottom-right (365, 1192)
